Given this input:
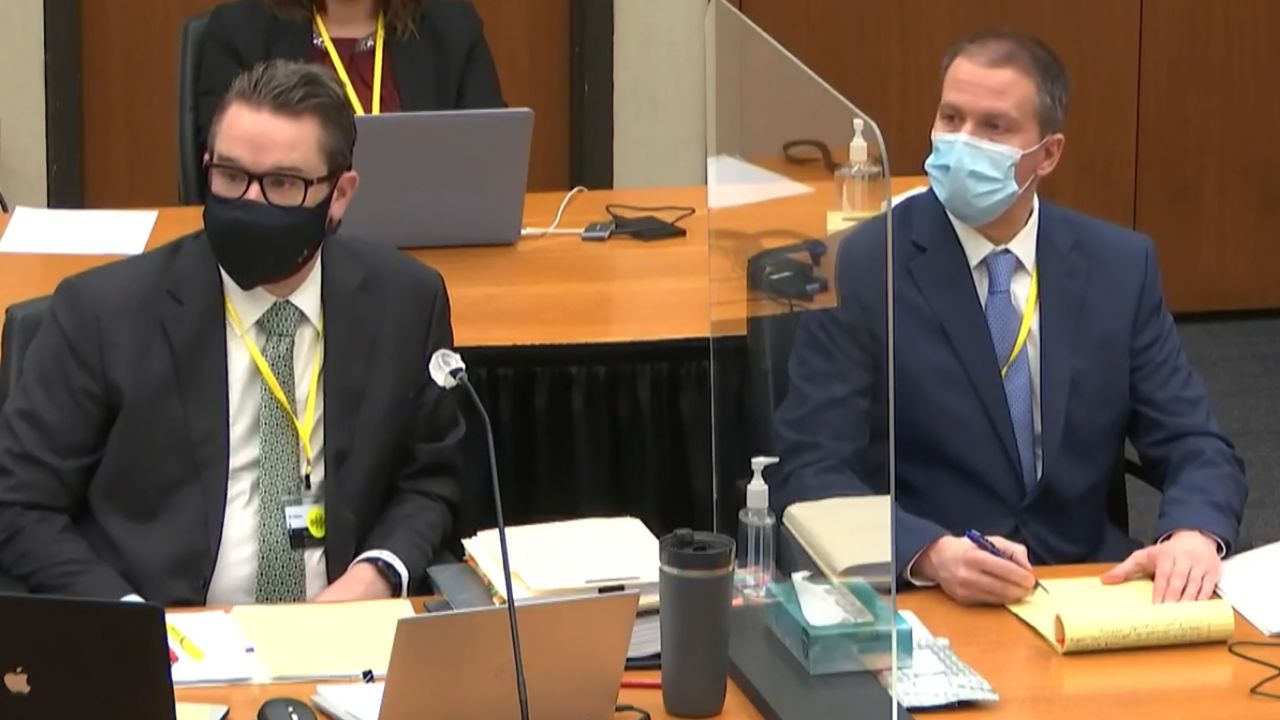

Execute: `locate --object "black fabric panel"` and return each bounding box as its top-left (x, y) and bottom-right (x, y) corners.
top-left (458, 338), bottom-right (751, 540)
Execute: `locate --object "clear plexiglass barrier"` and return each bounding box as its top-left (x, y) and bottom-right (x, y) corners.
top-left (705, 2), bottom-right (909, 717)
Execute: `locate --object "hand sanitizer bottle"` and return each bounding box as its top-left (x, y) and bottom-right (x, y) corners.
top-left (737, 456), bottom-right (779, 600)
top-left (834, 118), bottom-right (886, 222)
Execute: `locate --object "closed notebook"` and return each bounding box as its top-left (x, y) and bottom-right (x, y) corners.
top-left (229, 599), bottom-right (414, 680)
top-left (781, 496), bottom-right (892, 586)
top-left (1216, 540), bottom-right (1280, 636)
top-left (1007, 577), bottom-right (1236, 653)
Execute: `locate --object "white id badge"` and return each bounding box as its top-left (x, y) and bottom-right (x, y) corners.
top-left (284, 495), bottom-right (326, 550)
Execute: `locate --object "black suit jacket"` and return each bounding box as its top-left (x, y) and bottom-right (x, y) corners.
top-left (0, 233), bottom-right (464, 605)
top-left (196, 0), bottom-right (506, 155)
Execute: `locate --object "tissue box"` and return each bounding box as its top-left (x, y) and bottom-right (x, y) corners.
top-left (765, 579), bottom-right (912, 675)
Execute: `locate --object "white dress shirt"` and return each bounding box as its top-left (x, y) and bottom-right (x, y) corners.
top-left (205, 258), bottom-right (407, 605)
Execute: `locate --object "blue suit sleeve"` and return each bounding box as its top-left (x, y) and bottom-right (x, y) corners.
top-left (770, 228), bottom-right (948, 574)
top-left (1127, 241), bottom-right (1247, 549)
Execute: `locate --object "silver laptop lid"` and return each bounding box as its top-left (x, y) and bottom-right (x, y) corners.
top-left (342, 108), bottom-right (534, 249)
top-left (379, 592), bottom-right (639, 720)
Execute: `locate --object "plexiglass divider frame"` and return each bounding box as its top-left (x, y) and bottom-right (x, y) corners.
top-left (704, 2), bottom-right (902, 717)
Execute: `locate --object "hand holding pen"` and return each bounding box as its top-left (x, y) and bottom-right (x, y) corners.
top-left (964, 530), bottom-right (1049, 595)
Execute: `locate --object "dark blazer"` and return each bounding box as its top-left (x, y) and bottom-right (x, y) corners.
top-left (196, 0), bottom-right (506, 155)
top-left (771, 190), bottom-right (1248, 575)
top-left (0, 233), bottom-right (464, 604)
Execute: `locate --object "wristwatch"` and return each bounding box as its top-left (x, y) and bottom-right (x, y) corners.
top-left (362, 557), bottom-right (403, 596)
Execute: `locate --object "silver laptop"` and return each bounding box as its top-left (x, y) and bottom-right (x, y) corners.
top-left (313, 592), bottom-right (639, 720)
top-left (0, 594), bottom-right (176, 720)
top-left (341, 109), bottom-right (534, 248)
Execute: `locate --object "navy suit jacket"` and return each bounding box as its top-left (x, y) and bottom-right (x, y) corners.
top-left (771, 190), bottom-right (1247, 575)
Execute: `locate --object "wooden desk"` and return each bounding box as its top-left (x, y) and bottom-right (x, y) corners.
top-left (899, 564), bottom-right (1277, 719)
top-left (173, 565), bottom-right (1276, 719)
top-left (0, 179), bottom-right (923, 348)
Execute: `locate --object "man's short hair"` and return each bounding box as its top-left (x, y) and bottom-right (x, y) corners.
top-left (208, 60), bottom-right (357, 174)
top-left (940, 29), bottom-right (1071, 136)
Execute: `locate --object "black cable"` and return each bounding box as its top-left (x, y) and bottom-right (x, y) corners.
top-left (0, 189), bottom-right (9, 213)
top-left (614, 704), bottom-right (652, 720)
top-left (1227, 641), bottom-right (1280, 700)
top-left (460, 374), bottom-right (531, 720)
top-left (605, 203), bottom-right (696, 226)
top-left (782, 139), bottom-right (839, 174)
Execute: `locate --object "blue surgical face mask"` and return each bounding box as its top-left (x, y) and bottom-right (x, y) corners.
top-left (924, 132), bottom-right (1048, 227)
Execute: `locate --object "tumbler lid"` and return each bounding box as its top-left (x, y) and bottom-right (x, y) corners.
top-left (660, 529), bottom-right (736, 573)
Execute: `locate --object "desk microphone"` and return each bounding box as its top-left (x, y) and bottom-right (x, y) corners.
top-left (429, 349), bottom-right (530, 720)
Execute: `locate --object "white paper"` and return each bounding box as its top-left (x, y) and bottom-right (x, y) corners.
top-left (628, 613), bottom-right (661, 658)
top-left (1217, 540), bottom-right (1280, 636)
top-left (706, 155), bottom-right (816, 209)
top-left (166, 611), bottom-right (266, 686)
top-left (312, 682), bottom-right (385, 720)
top-left (0, 206), bottom-right (156, 255)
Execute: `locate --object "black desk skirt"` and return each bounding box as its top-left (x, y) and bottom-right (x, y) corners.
top-left (458, 337), bottom-right (755, 540)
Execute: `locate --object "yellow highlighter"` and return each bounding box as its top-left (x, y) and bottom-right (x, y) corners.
top-left (166, 622), bottom-right (206, 662)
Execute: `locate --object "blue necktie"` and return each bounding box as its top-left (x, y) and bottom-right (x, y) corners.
top-left (985, 250), bottom-right (1036, 490)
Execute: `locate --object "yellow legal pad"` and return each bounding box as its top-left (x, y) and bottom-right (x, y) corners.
top-left (1007, 577), bottom-right (1236, 653)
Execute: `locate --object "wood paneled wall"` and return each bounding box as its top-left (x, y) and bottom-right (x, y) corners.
top-left (740, 0), bottom-right (1141, 229)
top-left (740, 0), bottom-right (1280, 312)
top-left (78, 0), bottom-right (571, 208)
top-left (1135, 0), bottom-right (1280, 311)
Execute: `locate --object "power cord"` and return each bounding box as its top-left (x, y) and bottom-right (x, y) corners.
top-left (521, 185), bottom-right (588, 237)
top-left (614, 704), bottom-right (652, 720)
top-left (0, 187), bottom-right (10, 213)
top-left (1228, 641), bottom-right (1280, 700)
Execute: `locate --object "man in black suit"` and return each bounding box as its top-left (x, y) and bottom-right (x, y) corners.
top-left (0, 60), bottom-right (463, 606)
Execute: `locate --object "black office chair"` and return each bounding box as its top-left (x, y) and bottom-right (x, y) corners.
top-left (178, 12), bottom-right (211, 205)
top-left (0, 296), bottom-right (51, 412)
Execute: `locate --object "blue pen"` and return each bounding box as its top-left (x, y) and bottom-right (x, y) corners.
top-left (964, 529), bottom-right (1048, 594)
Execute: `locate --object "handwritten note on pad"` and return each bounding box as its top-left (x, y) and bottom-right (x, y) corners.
top-left (1007, 577), bottom-right (1235, 653)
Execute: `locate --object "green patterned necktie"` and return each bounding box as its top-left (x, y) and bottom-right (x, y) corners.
top-left (254, 300), bottom-right (307, 604)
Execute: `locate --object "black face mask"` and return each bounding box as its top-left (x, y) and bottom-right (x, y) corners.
top-left (203, 194), bottom-right (334, 291)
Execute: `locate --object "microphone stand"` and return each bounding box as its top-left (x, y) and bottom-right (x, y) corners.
top-left (457, 372), bottom-right (531, 720)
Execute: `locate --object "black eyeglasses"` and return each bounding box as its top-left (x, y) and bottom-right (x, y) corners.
top-left (206, 163), bottom-right (338, 208)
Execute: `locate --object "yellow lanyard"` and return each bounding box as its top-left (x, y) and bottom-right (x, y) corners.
top-left (1000, 265), bottom-right (1039, 378)
top-left (224, 298), bottom-right (323, 484)
top-left (314, 11), bottom-right (385, 115)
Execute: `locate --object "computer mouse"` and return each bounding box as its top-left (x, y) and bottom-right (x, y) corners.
top-left (257, 697), bottom-right (318, 720)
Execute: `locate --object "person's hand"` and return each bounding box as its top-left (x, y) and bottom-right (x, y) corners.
top-left (312, 562), bottom-right (394, 603)
top-left (914, 535), bottom-right (1036, 606)
top-left (1101, 530), bottom-right (1221, 603)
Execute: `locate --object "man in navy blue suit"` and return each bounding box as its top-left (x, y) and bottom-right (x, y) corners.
top-left (771, 30), bottom-right (1247, 606)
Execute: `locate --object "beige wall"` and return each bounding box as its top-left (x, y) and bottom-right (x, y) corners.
top-left (613, 0), bottom-right (707, 189)
top-left (0, 0), bottom-right (48, 208)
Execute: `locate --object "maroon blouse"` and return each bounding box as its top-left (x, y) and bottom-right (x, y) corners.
top-left (310, 36), bottom-right (402, 114)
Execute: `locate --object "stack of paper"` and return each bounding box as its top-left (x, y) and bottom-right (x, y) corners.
top-left (1007, 577), bottom-right (1236, 653)
top-left (463, 516), bottom-right (660, 610)
top-left (1217, 540), bottom-right (1280, 636)
top-left (175, 703), bottom-right (230, 720)
top-left (229, 599), bottom-right (414, 681)
top-left (165, 611), bottom-right (264, 686)
top-left (312, 683), bottom-right (385, 720)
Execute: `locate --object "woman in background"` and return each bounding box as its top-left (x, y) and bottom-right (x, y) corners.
top-left (195, 0), bottom-right (505, 157)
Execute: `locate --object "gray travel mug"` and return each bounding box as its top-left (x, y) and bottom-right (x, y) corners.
top-left (659, 529), bottom-right (736, 718)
